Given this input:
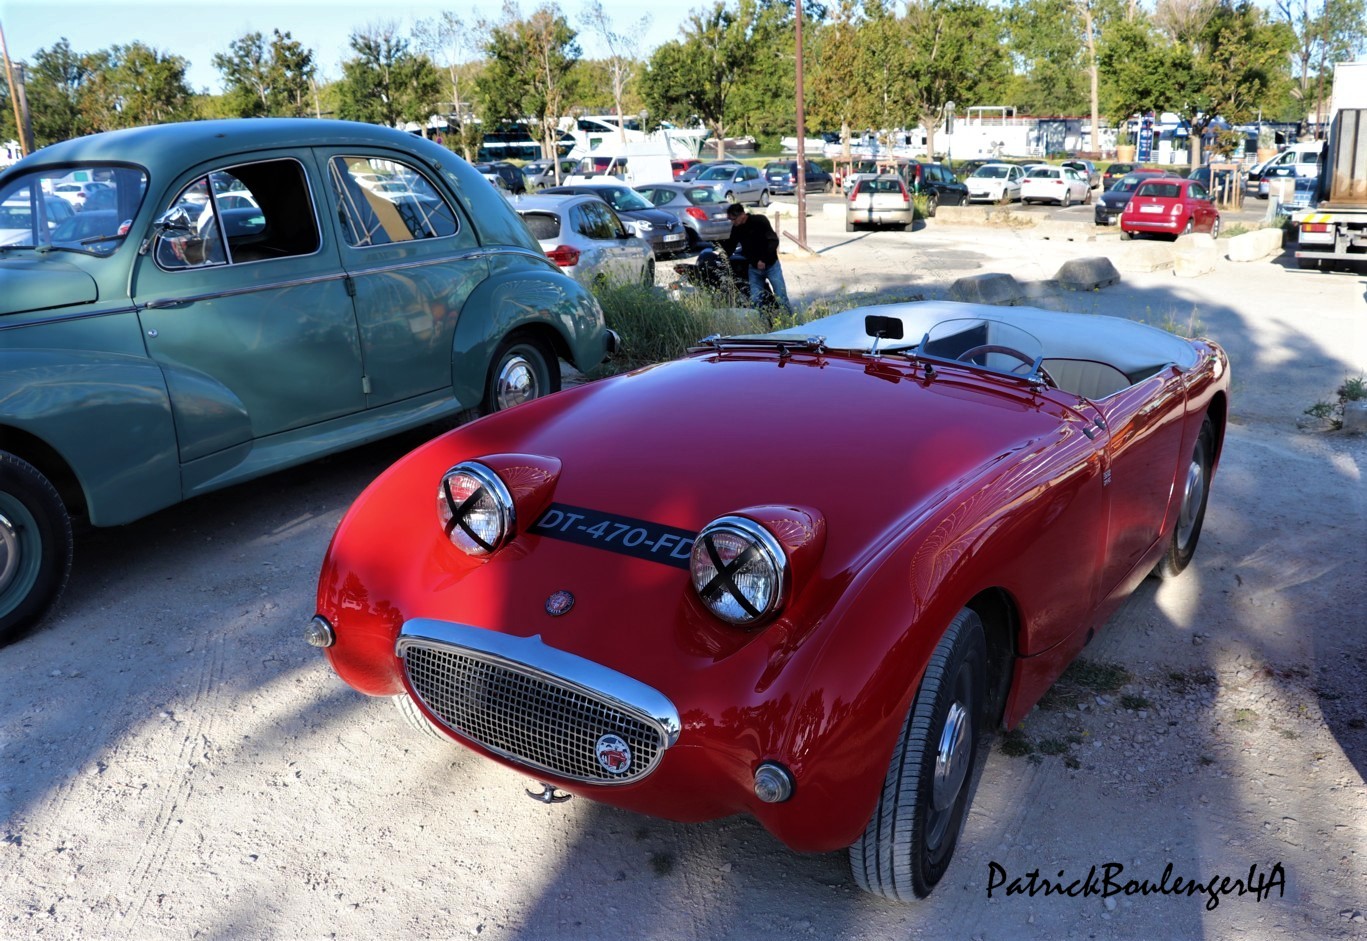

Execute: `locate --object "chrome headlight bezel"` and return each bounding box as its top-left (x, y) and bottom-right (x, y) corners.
top-left (689, 516), bottom-right (788, 626)
top-left (437, 461), bottom-right (515, 556)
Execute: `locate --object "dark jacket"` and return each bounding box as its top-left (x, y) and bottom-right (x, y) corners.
top-left (722, 213), bottom-right (780, 267)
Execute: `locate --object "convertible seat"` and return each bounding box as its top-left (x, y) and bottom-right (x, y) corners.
top-left (1041, 358), bottom-right (1132, 400)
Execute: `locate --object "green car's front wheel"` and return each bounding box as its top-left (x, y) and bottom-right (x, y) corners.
top-left (0, 452), bottom-right (73, 646)
top-left (482, 334), bottom-right (561, 414)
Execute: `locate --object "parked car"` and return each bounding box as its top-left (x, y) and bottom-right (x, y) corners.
top-left (1120, 177), bottom-right (1221, 239)
top-left (846, 174), bottom-right (913, 231)
top-left (633, 181), bottom-right (733, 247)
top-left (50, 180), bottom-right (111, 210)
top-left (1061, 159), bottom-right (1101, 188)
top-left (541, 182), bottom-right (690, 257)
top-left (904, 161), bottom-right (969, 215)
top-left (677, 159), bottom-right (742, 183)
top-left (690, 163), bottom-right (770, 206)
top-left (1093, 168), bottom-right (1177, 226)
top-left (522, 158), bottom-right (578, 190)
top-left (0, 118), bottom-right (616, 645)
top-left (513, 192), bottom-right (654, 287)
top-left (1101, 162), bottom-right (1142, 189)
top-left (307, 300), bottom-right (1229, 902)
top-left (1020, 166), bottom-right (1092, 206)
top-left (965, 163), bottom-right (1024, 203)
top-left (763, 160), bottom-right (834, 195)
top-left (473, 161), bottom-right (526, 194)
top-left (671, 158), bottom-right (703, 179)
top-left (0, 194), bottom-right (74, 245)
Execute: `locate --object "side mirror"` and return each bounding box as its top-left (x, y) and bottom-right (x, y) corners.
top-left (138, 205), bottom-right (195, 255)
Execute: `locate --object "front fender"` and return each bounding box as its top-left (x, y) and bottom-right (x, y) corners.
top-left (450, 252), bottom-right (609, 404)
top-left (0, 349), bottom-right (181, 526)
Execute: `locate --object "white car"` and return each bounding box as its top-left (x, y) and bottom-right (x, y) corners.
top-left (514, 193), bottom-right (655, 288)
top-left (1020, 166), bottom-right (1092, 207)
top-left (965, 163), bottom-right (1024, 203)
top-left (51, 180), bottom-right (111, 209)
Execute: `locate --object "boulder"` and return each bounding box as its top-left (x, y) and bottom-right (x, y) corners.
top-left (1173, 232), bottom-right (1218, 278)
top-left (1053, 257), bottom-right (1122, 291)
top-left (947, 272), bottom-right (1025, 306)
top-left (1113, 240), bottom-right (1174, 273)
top-left (1226, 227), bottom-right (1285, 262)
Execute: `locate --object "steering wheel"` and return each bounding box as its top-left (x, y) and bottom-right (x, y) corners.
top-left (956, 344), bottom-right (1056, 387)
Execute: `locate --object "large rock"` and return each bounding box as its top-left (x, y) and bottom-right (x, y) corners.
top-left (1226, 227), bottom-right (1285, 262)
top-left (1113, 240), bottom-right (1174, 272)
top-left (1053, 257), bottom-right (1121, 291)
top-left (1173, 232), bottom-right (1218, 277)
top-left (947, 272), bottom-right (1025, 305)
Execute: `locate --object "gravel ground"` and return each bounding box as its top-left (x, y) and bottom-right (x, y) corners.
top-left (2, 206), bottom-right (1364, 940)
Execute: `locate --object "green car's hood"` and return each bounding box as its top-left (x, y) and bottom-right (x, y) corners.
top-left (0, 259), bottom-right (100, 315)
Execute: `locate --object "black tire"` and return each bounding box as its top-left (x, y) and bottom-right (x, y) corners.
top-left (1211, 216), bottom-right (1221, 238)
top-left (1119, 229), bottom-right (1133, 241)
top-left (1061, 191), bottom-right (1072, 208)
top-left (643, 258), bottom-right (656, 285)
top-left (759, 189), bottom-right (770, 207)
top-left (850, 608), bottom-right (986, 901)
top-left (1181, 217), bottom-right (1194, 236)
top-left (1083, 188), bottom-right (1092, 205)
top-left (0, 452), bottom-right (74, 646)
top-left (393, 694), bottom-right (446, 740)
top-left (481, 333), bottom-right (560, 414)
top-left (724, 191), bottom-right (735, 203)
top-left (1153, 417), bottom-right (1214, 579)
top-left (926, 194), bottom-right (938, 217)
top-left (824, 180), bottom-right (835, 194)
top-left (846, 220), bottom-right (856, 232)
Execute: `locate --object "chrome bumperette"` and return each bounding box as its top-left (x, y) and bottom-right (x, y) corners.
top-left (397, 619), bottom-right (681, 785)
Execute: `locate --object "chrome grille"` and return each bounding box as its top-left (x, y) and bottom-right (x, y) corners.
top-left (403, 641), bottom-right (667, 784)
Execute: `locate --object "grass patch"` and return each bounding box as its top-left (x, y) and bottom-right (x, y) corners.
top-left (1166, 669), bottom-right (1217, 692)
top-left (1120, 694), bottom-right (1152, 711)
top-left (1158, 306), bottom-right (1206, 338)
top-left (1038, 738), bottom-right (1070, 756)
top-left (1000, 729), bottom-right (1035, 757)
top-left (649, 851), bottom-right (675, 876)
top-left (1040, 660), bottom-right (1132, 710)
top-left (1232, 708), bottom-right (1259, 728)
top-left (1279, 729), bottom-right (1299, 740)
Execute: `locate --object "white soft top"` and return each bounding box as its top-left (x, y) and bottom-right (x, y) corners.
top-left (771, 300), bottom-right (1198, 375)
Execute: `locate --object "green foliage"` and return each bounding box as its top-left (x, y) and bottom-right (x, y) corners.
top-left (1002, 0), bottom-right (1091, 115)
top-left (336, 24), bottom-right (443, 129)
top-left (586, 281), bottom-right (769, 375)
top-left (212, 30), bottom-right (317, 118)
top-left (477, 4), bottom-right (581, 159)
top-left (1305, 374), bottom-right (1367, 430)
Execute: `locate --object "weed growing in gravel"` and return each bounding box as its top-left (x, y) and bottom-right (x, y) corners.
top-left (1304, 374), bottom-right (1367, 431)
top-left (1232, 708), bottom-right (1260, 728)
top-left (1158, 306), bottom-right (1206, 338)
top-left (1040, 659), bottom-right (1132, 710)
top-left (1000, 729), bottom-right (1035, 756)
top-left (1120, 694), bottom-right (1152, 711)
top-left (649, 852), bottom-right (675, 876)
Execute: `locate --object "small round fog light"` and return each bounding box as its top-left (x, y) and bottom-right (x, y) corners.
top-left (753, 762), bottom-right (794, 803)
top-left (304, 615), bottom-right (335, 648)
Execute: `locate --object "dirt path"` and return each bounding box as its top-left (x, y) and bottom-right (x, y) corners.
top-left (3, 217), bottom-right (1364, 940)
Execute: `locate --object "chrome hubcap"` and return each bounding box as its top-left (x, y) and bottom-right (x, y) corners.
top-left (932, 700), bottom-right (971, 812)
top-left (495, 354), bottom-right (539, 410)
top-left (0, 512), bottom-right (20, 597)
top-left (1176, 453), bottom-right (1206, 549)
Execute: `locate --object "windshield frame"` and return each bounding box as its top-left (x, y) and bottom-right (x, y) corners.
top-left (0, 162), bottom-right (149, 256)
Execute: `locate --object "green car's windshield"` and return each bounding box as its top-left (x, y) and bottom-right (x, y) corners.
top-left (0, 165), bottom-right (148, 255)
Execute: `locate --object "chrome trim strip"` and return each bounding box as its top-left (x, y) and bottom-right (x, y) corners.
top-left (341, 244), bottom-right (547, 279)
top-left (0, 305), bottom-right (142, 330)
top-left (397, 618), bottom-right (682, 747)
top-left (142, 271), bottom-right (350, 308)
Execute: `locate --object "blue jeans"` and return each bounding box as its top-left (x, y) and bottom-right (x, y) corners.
top-left (748, 261), bottom-right (791, 314)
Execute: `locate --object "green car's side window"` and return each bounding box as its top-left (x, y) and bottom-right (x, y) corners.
top-left (156, 159), bottom-right (318, 270)
top-left (329, 156), bottom-right (459, 247)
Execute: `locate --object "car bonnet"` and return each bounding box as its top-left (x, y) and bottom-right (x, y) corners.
top-left (0, 260), bottom-right (100, 315)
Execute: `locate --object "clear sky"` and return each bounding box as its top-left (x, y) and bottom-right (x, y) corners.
top-left (0, 0), bottom-right (682, 94)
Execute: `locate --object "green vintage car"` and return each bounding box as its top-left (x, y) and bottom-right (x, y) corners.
top-left (0, 119), bottom-right (616, 645)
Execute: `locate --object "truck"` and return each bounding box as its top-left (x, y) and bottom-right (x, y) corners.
top-left (1293, 60), bottom-right (1367, 269)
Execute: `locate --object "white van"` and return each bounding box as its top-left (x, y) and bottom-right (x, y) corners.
top-left (1258, 140), bottom-right (1324, 178)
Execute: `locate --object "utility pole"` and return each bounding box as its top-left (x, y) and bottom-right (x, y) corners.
top-left (1, 18), bottom-right (34, 156)
top-left (785, 0), bottom-right (816, 256)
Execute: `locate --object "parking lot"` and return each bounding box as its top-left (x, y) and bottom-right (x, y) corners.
top-left (2, 209), bottom-right (1365, 940)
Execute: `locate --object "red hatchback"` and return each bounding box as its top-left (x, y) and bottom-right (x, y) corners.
top-left (1120, 177), bottom-right (1221, 239)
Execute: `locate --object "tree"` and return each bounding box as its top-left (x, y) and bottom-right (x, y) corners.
top-left (336, 23), bottom-right (443, 131)
top-left (414, 12), bottom-right (483, 158)
top-left (24, 39), bottom-right (96, 145)
top-left (580, 1), bottom-right (651, 143)
top-left (1274, 0), bottom-right (1367, 126)
top-left (104, 42), bottom-right (195, 128)
top-left (477, 3), bottom-right (581, 160)
top-left (1002, 0), bottom-right (1091, 116)
top-left (213, 32), bottom-right (272, 116)
top-left (886, 0), bottom-right (1008, 157)
top-left (807, 1), bottom-right (881, 137)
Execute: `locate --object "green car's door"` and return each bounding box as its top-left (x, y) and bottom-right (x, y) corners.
top-left (132, 153), bottom-right (365, 465)
top-left (318, 150), bottom-right (486, 409)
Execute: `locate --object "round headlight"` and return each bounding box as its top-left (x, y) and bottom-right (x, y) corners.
top-left (437, 462), bottom-right (515, 556)
top-left (690, 516), bottom-right (787, 625)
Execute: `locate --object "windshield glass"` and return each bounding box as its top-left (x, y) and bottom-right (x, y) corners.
top-left (913, 318), bottom-right (1045, 378)
top-left (0, 164), bottom-right (148, 254)
top-left (971, 165), bottom-right (1009, 179)
top-left (603, 187), bottom-right (652, 211)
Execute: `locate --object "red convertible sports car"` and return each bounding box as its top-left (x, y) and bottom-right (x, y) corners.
top-left (309, 301), bottom-right (1229, 900)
